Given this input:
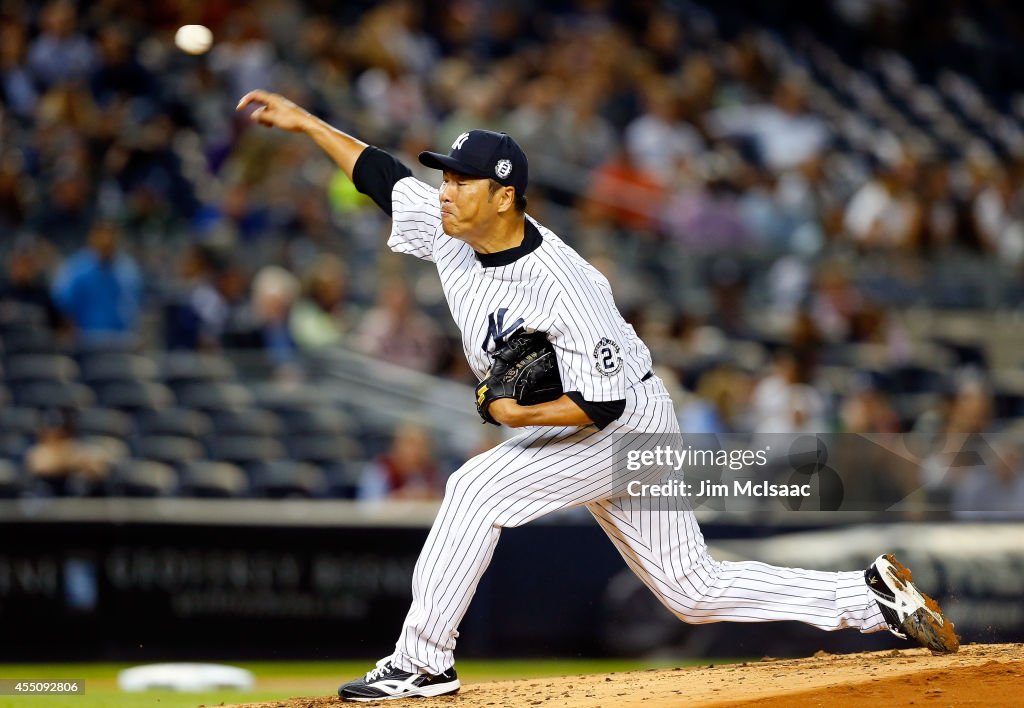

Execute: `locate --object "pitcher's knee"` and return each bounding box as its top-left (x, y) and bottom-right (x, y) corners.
top-left (444, 464), bottom-right (488, 496)
top-left (658, 561), bottom-right (724, 623)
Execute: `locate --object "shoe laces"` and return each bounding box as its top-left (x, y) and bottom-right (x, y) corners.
top-left (366, 657), bottom-right (394, 682)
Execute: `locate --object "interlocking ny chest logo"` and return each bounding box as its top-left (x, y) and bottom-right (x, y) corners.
top-left (481, 308), bottom-right (524, 352)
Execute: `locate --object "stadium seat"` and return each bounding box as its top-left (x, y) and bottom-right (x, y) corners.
top-left (323, 464), bottom-right (361, 499)
top-left (280, 407), bottom-right (356, 436)
top-left (0, 460), bottom-right (22, 498)
top-left (288, 434), bottom-right (363, 466)
top-left (79, 353), bottom-right (159, 384)
top-left (179, 461), bottom-right (249, 498)
top-left (176, 382), bottom-right (253, 412)
top-left (0, 301), bottom-right (46, 329)
top-left (109, 460), bottom-right (178, 497)
top-left (161, 351), bottom-right (236, 384)
top-left (3, 354), bottom-right (79, 382)
top-left (74, 408), bottom-right (134, 438)
top-left (72, 338), bottom-right (141, 359)
top-left (249, 382), bottom-right (331, 413)
top-left (136, 408), bottom-right (212, 439)
top-left (0, 407), bottom-right (40, 435)
top-left (95, 380), bottom-right (175, 412)
top-left (208, 435), bottom-right (285, 467)
top-left (0, 433), bottom-right (29, 461)
top-left (133, 435), bottom-right (204, 468)
top-left (0, 328), bottom-right (59, 355)
top-left (12, 381), bottom-right (95, 409)
top-left (250, 460), bottom-right (325, 499)
top-left (211, 409), bottom-right (284, 437)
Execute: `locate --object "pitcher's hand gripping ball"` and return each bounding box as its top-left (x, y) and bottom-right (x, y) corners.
top-left (475, 331), bottom-right (563, 425)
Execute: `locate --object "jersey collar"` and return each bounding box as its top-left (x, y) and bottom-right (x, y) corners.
top-left (475, 220), bottom-right (543, 267)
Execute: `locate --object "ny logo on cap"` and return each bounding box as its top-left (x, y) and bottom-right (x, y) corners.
top-left (452, 132), bottom-right (471, 150)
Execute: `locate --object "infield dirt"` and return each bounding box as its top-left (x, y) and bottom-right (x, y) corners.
top-left (226, 642), bottom-right (1023, 708)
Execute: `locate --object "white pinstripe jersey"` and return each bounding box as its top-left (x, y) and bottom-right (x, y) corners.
top-left (388, 175), bottom-right (653, 402)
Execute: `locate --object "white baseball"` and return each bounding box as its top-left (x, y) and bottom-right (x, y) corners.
top-left (174, 25), bottom-right (213, 55)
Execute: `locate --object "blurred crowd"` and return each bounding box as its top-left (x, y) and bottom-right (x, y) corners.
top-left (2, 0), bottom-right (1024, 511)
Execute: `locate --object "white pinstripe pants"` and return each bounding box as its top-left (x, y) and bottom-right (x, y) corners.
top-left (391, 377), bottom-right (887, 674)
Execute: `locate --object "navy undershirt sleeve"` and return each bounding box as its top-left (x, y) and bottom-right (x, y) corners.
top-left (566, 392), bottom-right (626, 430)
top-left (351, 146), bottom-right (413, 216)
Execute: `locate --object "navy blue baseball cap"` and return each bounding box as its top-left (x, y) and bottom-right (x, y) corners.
top-left (419, 130), bottom-right (528, 197)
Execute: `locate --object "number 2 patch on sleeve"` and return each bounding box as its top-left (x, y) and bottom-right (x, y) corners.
top-left (592, 337), bottom-right (623, 376)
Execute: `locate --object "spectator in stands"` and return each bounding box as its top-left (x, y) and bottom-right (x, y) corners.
top-left (25, 408), bottom-right (113, 495)
top-left (660, 154), bottom-right (751, 250)
top-left (51, 220), bottom-right (141, 343)
top-left (27, 0), bottom-right (95, 89)
top-left (0, 21), bottom-right (38, 119)
top-left (625, 78), bottom-right (703, 183)
top-left (838, 376), bottom-right (901, 433)
top-left (549, 76), bottom-right (618, 171)
top-left (163, 244), bottom-right (229, 350)
top-left (705, 77), bottom-right (830, 172)
top-left (29, 167), bottom-right (95, 249)
top-left (0, 153), bottom-right (30, 231)
top-left (89, 24), bottom-right (153, 106)
top-left (251, 265), bottom-right (301, 375)
top-left (951, 442), bottom-right (1024, 519)
top-left (585, 145), bottom-right (666, 233)
top-left (919, 376), bottom-right (996, 490)
top-left (749, 348), bottom-right (827, 434)
top-left (945, 376), bottom-right (994, 435)
top-left (0, 238), bottom-right (62, 328)
top-left (358, 422), bottom-right (442, 501)
top-left (917, 160), bottom-right (961, 250)
top-left (678, 365), bottom-right (754, 434)
top-left (843, 155), bottom-right (924, 250)
top-left (353, 276), bottom-right (445, 374)
top-left (972, 167), bottom-right (1024, 265)
top-left (291, 255), bottom-right (356, 350)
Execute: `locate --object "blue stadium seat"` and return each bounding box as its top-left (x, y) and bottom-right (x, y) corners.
top-left (176, 382), bottom-right (253, 412)
top-left (279, 407), bottom-right (356, 436)
top-left (288, 434), bottom-right (363, 466)
top-left (95, 380), bottom-right (175, 412)
top-left (133, 435), bottom-right (204, 468)
top-left (250, 460), bottom-right (325, 499)
top-left (3, 354), bottom-right (79, 382)
top-left (109, 460), bottom-right (178, 497)
top-left (248, 382), bottom-right (331, 413)
top-left (0, 407), bottom-right (40, 436)
top-left (136, 408), bottom-right (212, 439)
top-left (0, 460), bottom-right (22, 498)
top-left (211, 409), bottom-right (284, 438)
top-left (12, 381), bottom-right (95, 409)
top-left (0, 329), bottom-right (59, 355)
top-left (79, 353), bottom-right (159, 384)
top-left (179, 461), bottom-right (249, 498)
top-left (72, 337), bottom-right (142, 360)
top-left (208, 435), bottom-right (285, 467)
top-left (161, 351), bottom-right (236, 384)
top-left (74, 407), bottom-right (134, 439)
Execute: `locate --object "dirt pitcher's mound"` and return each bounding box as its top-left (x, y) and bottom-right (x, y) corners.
top-left (228, 643), bottom-right (1024, 708)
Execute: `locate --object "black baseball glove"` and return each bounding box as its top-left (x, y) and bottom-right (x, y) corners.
top-left (475, 331), bottom-right (564, 425)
